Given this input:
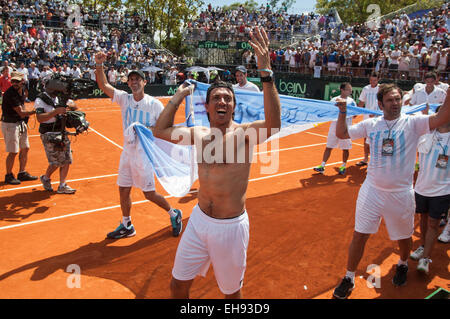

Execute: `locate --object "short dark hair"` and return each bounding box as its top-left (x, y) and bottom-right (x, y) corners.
top-left (377, 83), bottom-right (403, 103)
top-left (369, 71), bottom-right (379, 78)
top-left (424, 72), bottom-right (437, 80)
top-left (205, 81), bottom-right (236, 105)
top-left (340, 82), bottom-right (351, 90)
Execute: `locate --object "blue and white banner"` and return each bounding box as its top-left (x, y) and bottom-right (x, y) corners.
top-left (128, 81), bottom-right (438, 197)
top-left (185, 81), bottom-right (435, 140)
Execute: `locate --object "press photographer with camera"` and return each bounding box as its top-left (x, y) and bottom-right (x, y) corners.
top-left (1, 71), bottom-right (38, 185)
top-left (34, 81), bottom-right (78, 194)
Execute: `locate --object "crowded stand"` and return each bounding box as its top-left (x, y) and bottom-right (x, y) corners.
top-left (0, 1), bottom-right (449, 93)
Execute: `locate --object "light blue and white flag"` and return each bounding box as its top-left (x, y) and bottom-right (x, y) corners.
top-left (128, 81), bottom-right (438, 197)
top-left (185, 81), bottom-right (434, 140)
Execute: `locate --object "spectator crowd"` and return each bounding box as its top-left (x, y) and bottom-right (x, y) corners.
top-left (0, 0), bottom-right (449, 92)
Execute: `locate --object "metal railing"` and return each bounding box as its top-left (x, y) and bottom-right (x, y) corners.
top-left (184, 27), bottom-right (317, 46)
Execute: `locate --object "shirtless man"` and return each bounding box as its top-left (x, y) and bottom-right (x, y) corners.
top-left (153, 27), bottom-right (281, 299)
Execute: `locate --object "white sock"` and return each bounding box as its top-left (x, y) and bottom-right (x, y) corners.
top-left (345, 270), bottom-right (355, 283)
top-left (321, 161), bottom-right (326, 167)
top-left (397, 259), bottom-right (408, 267)
top-left (168, 208), bottom-right (177, 218)
top-left (122, 216), bottom-right (132, 228)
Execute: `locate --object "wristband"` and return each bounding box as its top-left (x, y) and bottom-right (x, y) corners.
top-left (340, 111), bottom-right (347, 114)
top-left (257, 69), bottom-right (273, 76)
top-left (95, 63), bottom-right (103, 67)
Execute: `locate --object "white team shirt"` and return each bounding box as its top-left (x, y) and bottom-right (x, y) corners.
top-left (112, 89), bottom-right (164, 136)
top-left (233, 81), bottom-right (260, 92)
top-left (359, 84), bottom-right (380, 111)
top-left (410, 87), bottom-right (447, 106)
top-left (415, 130), bottom-right (450, 197)
top-left (348, 114), bottom-right (430, 191)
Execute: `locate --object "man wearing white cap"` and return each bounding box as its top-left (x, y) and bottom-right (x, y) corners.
top-left (95, 52), bottom-right (183, 239)
top-left (233, 66), bottom-right (260, 92)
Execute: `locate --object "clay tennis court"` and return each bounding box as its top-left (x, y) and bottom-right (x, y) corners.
top-left (0, 97), bottom-right (448, 299)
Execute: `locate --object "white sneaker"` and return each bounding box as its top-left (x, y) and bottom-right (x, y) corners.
top-left (417, 258), bottom-right (431, 275)
top-left (438, 219), bottom-right (450, 243)
top-left (410, 246), bottom-right (424, 260)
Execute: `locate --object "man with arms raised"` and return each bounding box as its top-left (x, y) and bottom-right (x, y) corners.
top-left (94, 53), bottom-right (182, 239)
top-left (332, 84), bottom-right (450, 299)
top-left (153, 27), bottom-right (281, 299)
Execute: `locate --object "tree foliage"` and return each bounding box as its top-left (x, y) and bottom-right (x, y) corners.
top-left (315, 0), bottom-right (444, 24)
top-left (69, 0), bottom-right (204, 54)
top-left (222, 0), bottom-right (259, 12)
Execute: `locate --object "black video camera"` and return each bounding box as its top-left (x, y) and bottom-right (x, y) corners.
top-left (39, 73), bottom-right (96, 107)
top-left (38, 74), bottom-right (94, 135)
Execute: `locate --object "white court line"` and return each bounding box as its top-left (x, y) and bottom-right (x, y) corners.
top-left (89, 126), bottom-right (123, 150)
top-left (0, 157), bottom-right (364, 231)
top-left (254, 143), bottom-right (326, 155)
top-left (0, 173), bottom-right (118, 193)
top-left (305, 131), bottom-right (364, 147)
top-left (0, 134), bottom-right (40, 140)
top-left (0, 142), bottom-right (327, 194)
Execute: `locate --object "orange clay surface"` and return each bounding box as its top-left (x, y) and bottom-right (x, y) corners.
top-left (0, 97), bottom-right (448, 299)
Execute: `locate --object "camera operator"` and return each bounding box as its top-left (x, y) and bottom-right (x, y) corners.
top-left (34, 82), bottom-right (78, 194)
top-left (1, 71), bottom-right (38, 185)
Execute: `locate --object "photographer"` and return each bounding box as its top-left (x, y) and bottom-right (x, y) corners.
top-left (34, 83), bottom-right (78, 194)
top-left (1, 71), bottom-right (38, 185)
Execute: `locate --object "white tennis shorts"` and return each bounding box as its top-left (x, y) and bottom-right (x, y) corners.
top-left (172, 204), bottom-right (250, 295)
top-left (326, 121), bottom-right (352, 150)
top-left (355, 181), bottom-right (415, 240)
top-left (117, 150), bottom-right (155, 192)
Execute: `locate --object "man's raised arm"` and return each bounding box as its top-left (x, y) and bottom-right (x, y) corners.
top-left (153, 82), bottom-right (196, 145)
top-left (247, 27), bottom-right (281, 141)
top-left (429, 88), bottom-right (450, 130)
top-left (336, 98), bottom-right (350, 139)
top-left (94, 51), bottom-right (115, 99)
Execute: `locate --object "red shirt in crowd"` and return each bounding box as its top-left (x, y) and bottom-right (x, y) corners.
top-left (0, 75), bottom-right (11, 94)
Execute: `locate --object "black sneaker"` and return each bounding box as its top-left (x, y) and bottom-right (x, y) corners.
top-left (17, 171), bottom-right (38, 181)
top-left (106, 222), bottom-right (136, 239)
top-left (392, 264), bottom-right (408, 287)
top-left (333, 276), bottom-right (355, 299)
top-left (5, 173), bottom-right (21, 185)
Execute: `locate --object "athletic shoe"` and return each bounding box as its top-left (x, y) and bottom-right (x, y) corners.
top-left (415, 162), bottom-right (420, 172)
top-left (332, 276), bottom-right (355, 299)
top-left (355, 161), bottom-right (367, 167)
top-left (40, 175), bottom-right (53, 191)
top-left (57, 184), bottom-right (76, 194)
top-left (17, 171), bottom-right (38, 181)
top-left (417, 258), bottom-right (431, 275)
top-left (438, 220), bottom-right (450, 243)
top-left (439, 218), bottom-right (447, 227)
top-left (170, 209), bottom-right (183, 237)
top-left (313, 165), bottom-right (325, 174)
top-left (5, 173), bottom-right (20, 185)
top-left (410, 246), bottom-right (424, 261)
top-left (106, 222), bottom-right (136, 239)
top-left (338, 166), bottom-right (346, 175)
top-left (392, 264), bottom-right (408, 287)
